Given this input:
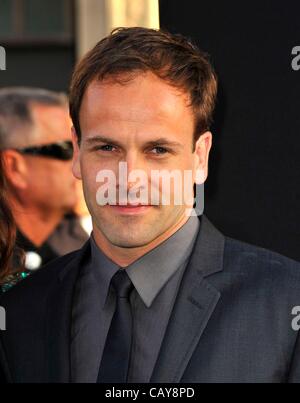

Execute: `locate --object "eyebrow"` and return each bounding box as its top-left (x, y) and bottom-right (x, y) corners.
top-left (84, 135), bottom-right (184, 149)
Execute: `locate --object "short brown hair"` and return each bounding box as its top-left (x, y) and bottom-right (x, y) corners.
top-left (69, 27), bottom-right (217, 147)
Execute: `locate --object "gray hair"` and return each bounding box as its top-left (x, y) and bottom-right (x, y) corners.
top-left (0, 87), bottom-right (68, 148)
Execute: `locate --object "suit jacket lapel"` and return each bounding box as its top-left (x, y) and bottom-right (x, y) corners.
top-left (150, 215), bottom-right (225, 382)
top-left (45, 240), bottom-right (91, 382)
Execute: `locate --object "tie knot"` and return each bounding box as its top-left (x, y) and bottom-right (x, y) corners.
top-left (111, 270), bottom-right (133, 298)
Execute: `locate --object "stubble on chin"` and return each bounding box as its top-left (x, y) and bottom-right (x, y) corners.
top-left (94, 210), bottom-right (164, 248)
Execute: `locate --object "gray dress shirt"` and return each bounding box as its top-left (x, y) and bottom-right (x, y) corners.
top-left (71, 213), bottom-right (200, 382)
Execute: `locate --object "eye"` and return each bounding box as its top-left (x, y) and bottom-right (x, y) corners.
top-left (98, 144), bottom-right (116, 152)
top-left (151, 146), bottom-right (169, 155)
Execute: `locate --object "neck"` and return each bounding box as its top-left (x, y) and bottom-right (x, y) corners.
top-left (92, 209), bottom-right (191, 267)
top-left (11, 198), bottom-right (64, 247)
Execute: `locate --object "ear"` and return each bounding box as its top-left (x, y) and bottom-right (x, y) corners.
top-left (74, 179), bottom-right (89, 217)
top-left (193, 131), bottom-right (212, 184)
top-left (2, 150), bottom-right (29, 190)
top-left (71, 127), bottom-right (82, 180)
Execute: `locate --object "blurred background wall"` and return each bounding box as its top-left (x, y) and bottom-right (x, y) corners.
top-left (0, 0), bottom-right (159, 90)
top-left (0, 0), bottom-right (75, 90)
top-left (160, 0), bottom-right (300, 261)
top-left (76, 0), bottom-right (159, 58)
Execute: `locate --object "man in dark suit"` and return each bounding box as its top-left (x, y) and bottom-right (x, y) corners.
top-left (1, 27), bottom-right (300, 383)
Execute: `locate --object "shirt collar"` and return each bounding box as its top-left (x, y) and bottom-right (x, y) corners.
top-left (126, 213), bottom-right (200, 307)
top-left (89, 235), bottom-right (120, 308)
top-left (90, 211), bottom-right (200, 308)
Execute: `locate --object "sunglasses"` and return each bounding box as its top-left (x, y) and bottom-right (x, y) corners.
top-left (15, 140), bottom-right (73, 161)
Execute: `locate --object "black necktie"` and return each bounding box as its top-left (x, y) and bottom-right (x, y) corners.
top-left (97, 269), bottom-right (134, 383)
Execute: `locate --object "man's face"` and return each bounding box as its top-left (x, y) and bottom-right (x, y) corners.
top-left (24, 104), bottom-right (77, 212)
top-left (72, 72), bottom-right (211, 248)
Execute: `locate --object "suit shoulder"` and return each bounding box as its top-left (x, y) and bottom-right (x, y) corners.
top-left (223, 236), bottom-right (300, 278)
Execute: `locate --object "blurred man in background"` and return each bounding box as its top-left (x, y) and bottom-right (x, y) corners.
top-left (0, 87), bottom-right (89, 272)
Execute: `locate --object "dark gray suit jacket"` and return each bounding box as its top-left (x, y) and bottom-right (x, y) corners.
top-left (1, 214), bottom-right (300, 383)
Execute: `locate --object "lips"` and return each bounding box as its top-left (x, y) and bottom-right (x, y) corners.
top-left (115, 203), bottom-right (150, 207)
top-left (109, 204), bottom-right (152, 214)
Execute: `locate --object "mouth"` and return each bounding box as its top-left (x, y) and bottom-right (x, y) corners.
top-left (109, 204), bottom-right (153, 214)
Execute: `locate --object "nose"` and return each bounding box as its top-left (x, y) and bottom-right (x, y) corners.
top-left (123, 150), bottom-right (141, 174)
top-left (119, 150), bottom-right (148, 192)
top-left (122, 150), bottom-right (149, 179)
